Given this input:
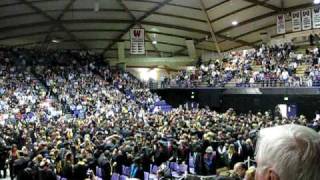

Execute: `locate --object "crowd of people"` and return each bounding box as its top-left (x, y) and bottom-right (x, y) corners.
top-left (234, 44), bottom-right (302, 87)
top-left (171, 58), bottom-right (236, 87)
top-left (0, 47), bottom-right (319, 180)
top-left (160, 43), bottom-right (320, 88)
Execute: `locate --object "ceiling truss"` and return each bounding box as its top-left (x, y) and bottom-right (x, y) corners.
top-left (100, 0), bottom-right (173, 56)
top-left (242, 0), bottom-right (281, 11)
top-left (0, 1), bottom-right (316, 55)
top-left (42, 0), bottom-right (78, 47)
top-left (19, 0), bottom-right (88, 49)
top-left (199, 0), bottom-right (221, 54)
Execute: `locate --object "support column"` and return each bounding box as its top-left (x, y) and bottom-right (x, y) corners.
top-left (185, 39), bottom-right (197, 59)
top-left (117, 41), bottom-right (125, 61)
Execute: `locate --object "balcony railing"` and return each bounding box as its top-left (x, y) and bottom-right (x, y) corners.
top-left (149, 79), bottom-right (320, 89)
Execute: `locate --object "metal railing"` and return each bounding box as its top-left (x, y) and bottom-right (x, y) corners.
top-left (149, 80), bottom-right (319, 89)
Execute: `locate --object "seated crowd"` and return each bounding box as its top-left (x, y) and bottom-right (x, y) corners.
top-left (0, 47), bottom-right (319, 180)
top-left (162, 43), bottom-right (320, 88)
top-left (171, 58), bottom-right (237, 87)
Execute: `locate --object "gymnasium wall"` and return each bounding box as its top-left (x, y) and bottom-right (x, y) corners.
top-left (153, 88), bottom-right (320, 120)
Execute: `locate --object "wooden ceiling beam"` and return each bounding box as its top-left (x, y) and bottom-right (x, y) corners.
top-left (206, 0), bottom-right (230, 11)
top-left (199, 0), bottom-right (221, 54)
top-left (8, 38), bottom-right (213, 52)
top-left (0, 9), bottom-right (207, 25)
top-left (210, 0), bottom-right (271, 23)
top-left (0, 29), bottom-right (203, 43)
top-left (0, 0), bottom-right (201, 11)
top-left (242, 0), bottom-right (281, 11)
top-left (0, 19), bottom-right (209, 34)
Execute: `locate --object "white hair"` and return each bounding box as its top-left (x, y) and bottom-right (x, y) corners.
top-left (255, 124), bottom-right (320, 180)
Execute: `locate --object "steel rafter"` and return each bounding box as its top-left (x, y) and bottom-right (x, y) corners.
top-left (242, 0), bottom-right (281, 11)
top-left (199, 0), bottom-right (221, 54)
top-left (42, 0), bottom-right (78, 47)
top-left (19, 0), bottom-right (87, 49)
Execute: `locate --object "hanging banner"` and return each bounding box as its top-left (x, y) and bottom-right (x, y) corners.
top-left (130, 28), bottom-right (145, 55)
top-left (313, 7), bottom-right (320, 29)
top-left (292, 11), bottom-right (302, 32)
top-left (302, 9), bottom-right (312, 30)
top-left (276, 14), bottom-right (286, 34)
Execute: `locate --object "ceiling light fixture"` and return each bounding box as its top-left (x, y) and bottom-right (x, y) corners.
top-left (232, 21), bottom-right (238, 26)
top-left (151, 34), bottom-right (158, 45)
top-left (51, 39), bottom-right (60, 43)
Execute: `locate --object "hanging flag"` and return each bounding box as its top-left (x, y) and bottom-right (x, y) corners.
top-left (302, 9), bottom-right (312, 30)
top-left (277, 14), bottom-right (286, 34)
top-left (130, 28), bottom-right (145, 55)
top-left (313, 7), bottom-right (320, 29)
top-left (292, 11), bottom-right (302, 32)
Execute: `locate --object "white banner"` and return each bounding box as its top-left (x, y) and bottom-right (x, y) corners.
top-left (313, 7), bottom-right (320, 29)
top-left (130, 28), bottom-right (145, 55)
top-left (292, 11), bottom-right (301, 32)
top-left (277, 14), bottom-right (286, 34)
top-left (302, 9), bottom-right (312, 30)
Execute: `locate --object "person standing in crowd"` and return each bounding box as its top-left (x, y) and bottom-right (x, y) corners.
top-left (223, 144), bottom-right (239, 170)
top-left (97, 150), bottom-right (111, 180)
top-left (9, 144), bottom-right (19, 180)
top-left (241, 139), bottom-right (254, 160)
top-left (13, 150), bottom-right (30, 180)
top-left (73, 156), bottom-right (88, 180)
top-left (194, 145), bottom-right (204, 175)
top-left (61, 152), bottom-right (74, 180)
top-left (129, 158), bottom-right (143, 179)
top-left (0, 145), bottom-right (8, 178)
top-left (153, 142), bottom-right (169, 166)
top-left (37, 159), bottom-right (56, 180)
top-left (203, 146), bottom-right (217, 175)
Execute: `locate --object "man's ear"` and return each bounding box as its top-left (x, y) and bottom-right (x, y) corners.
top-left (265, 168), bottom-right (280, 180)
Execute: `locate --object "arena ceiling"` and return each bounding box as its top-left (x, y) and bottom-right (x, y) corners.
top-left (0, 0), bottom-right (317, 58)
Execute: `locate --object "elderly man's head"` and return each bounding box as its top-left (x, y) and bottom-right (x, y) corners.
top-left (255, 124), bottom-right (320, 180)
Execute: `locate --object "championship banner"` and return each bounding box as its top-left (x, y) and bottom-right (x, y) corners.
top-left (130, 28), bottom-right (145, 55)
top-left (302, 9), bottom-right (312, 30)
top-left (313, 7), bottom-right (320, 29)
top-left (276, 14), bottom-right (286, 34)
top-left (292, 11), bottom-right (301, 32)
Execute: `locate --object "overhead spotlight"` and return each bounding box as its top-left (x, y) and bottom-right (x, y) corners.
top-left (51, 39), bottom-right (60, 43)
top-left (315, 0), bottom-right (320, 4)
top-left (152, 34), bottom-right (157, 44)
top-left (94, 0), bottom-right (100, 12)
top-left (232, 21), bottom-right (238, 26)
